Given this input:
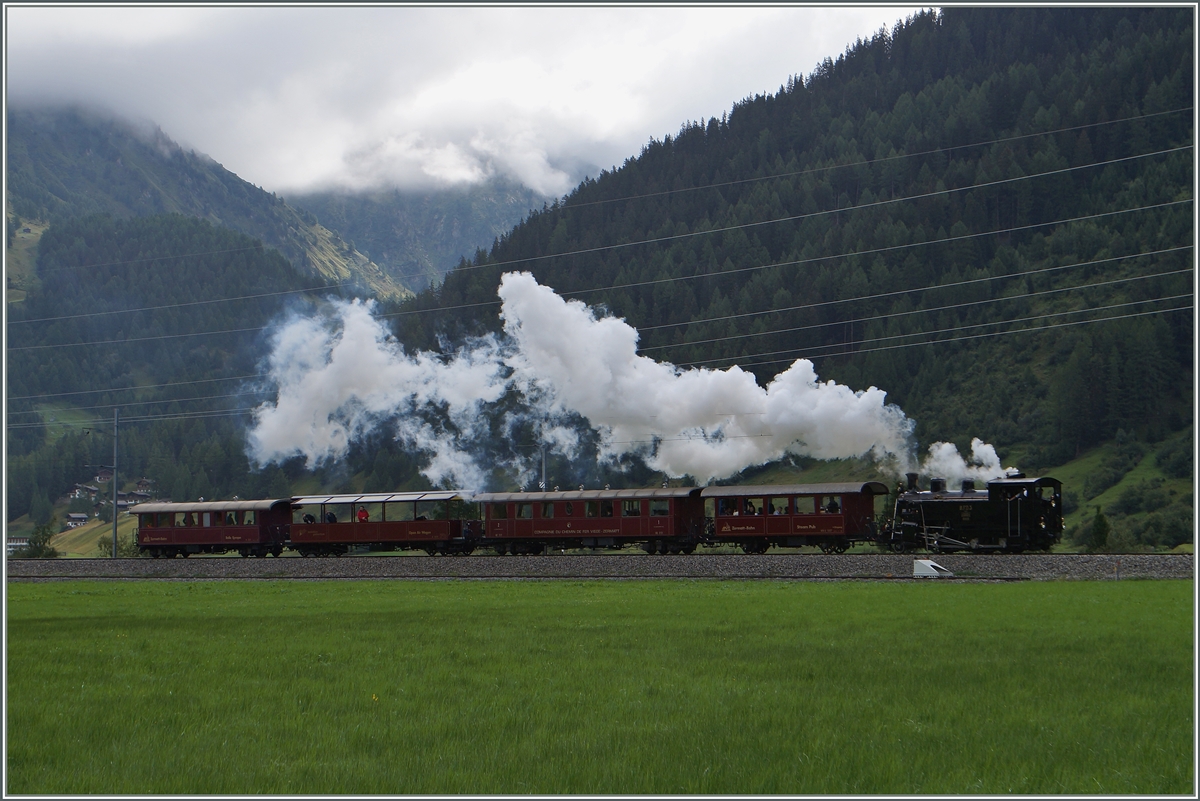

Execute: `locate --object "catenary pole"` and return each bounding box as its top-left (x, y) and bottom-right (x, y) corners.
top-left (112, 409), bottom-right (118, 558)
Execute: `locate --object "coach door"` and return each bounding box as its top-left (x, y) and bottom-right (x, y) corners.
top-left (648, 498), bottom-right (670, 539)
top-left (489, 503), bottom-right (511, 540)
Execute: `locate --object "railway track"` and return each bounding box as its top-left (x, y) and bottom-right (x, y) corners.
top-left (6, 553), bottom-right (1192, 581)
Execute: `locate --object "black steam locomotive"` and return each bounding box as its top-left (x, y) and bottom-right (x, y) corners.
top-left (879, 472), bottom-right (1063, 553)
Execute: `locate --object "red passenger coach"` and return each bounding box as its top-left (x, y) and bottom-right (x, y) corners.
top-left (701, 482), bottom-right (890, 553)
top-left (135, 499), bottom-right (292, 558)
top-left (473, 488), bottom-right (705, 554)
top-left (288, 491), bottom-right (479, 556)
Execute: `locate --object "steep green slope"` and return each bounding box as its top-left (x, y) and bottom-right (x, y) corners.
top-left (289, 177), bottom-right (547, 289)
top-left (398, 7), bottom-right (1192, 473)
top-left (3, 214), bottom-right (427, 522)
top-left (6, 107), bottom-right (409, 300)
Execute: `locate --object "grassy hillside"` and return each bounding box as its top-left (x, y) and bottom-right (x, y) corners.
top-left (6, 107), bottom-right (409, 300)
top-left (290, 177), bottom-right (548, 289)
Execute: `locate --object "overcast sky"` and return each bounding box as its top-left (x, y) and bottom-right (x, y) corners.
top-left (7, 5), bottom-right (923, 198)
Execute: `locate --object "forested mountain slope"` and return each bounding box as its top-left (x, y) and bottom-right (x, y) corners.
top-left (397, 7), bottom-right (1193, 473)
top-left (6, 107), bottom-right (409, 300)
top-left (5, 214), bottom-right (418, 522)
top-left (289, 177), bottom-right (548, 289)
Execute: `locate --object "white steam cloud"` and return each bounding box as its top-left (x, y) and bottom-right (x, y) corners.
top-left (248, 273), bottom-right (1015, 488)
top-left (248, 299), bottom-right (507, 489)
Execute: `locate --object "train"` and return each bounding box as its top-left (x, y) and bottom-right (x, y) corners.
top-left (133, 473), bottom-right (1063, 558)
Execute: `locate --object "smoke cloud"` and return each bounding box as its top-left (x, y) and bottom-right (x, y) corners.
top-left (248, 274), bottom-right (1015, 489)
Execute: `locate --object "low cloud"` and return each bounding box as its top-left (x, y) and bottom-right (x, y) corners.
top-left (6, 6), bottom-right (919, 196)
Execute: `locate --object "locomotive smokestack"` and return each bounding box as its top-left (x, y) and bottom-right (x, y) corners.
top-left (961, 479), bottom-right (975, 493)
top-left (930, 478), bottom-right (947, 494)
top-left (906, 472), bottom-right (919, 491)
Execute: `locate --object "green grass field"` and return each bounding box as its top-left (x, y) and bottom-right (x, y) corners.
top-left (6, 579), bottom-right (1193, 794)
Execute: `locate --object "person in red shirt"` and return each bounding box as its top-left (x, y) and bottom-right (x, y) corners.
top-left (357, 506), bottom-right (369, 523)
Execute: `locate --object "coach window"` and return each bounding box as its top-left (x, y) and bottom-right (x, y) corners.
top-left (622, 499), bottom-right (641, 516)
top-left (585, 501), bottom-right (599, 518)
top-left (743, 498), bottom-right (765, 516)
top-left (541, 502), bottom-right (554, 518)
top-left (450, 500), bottom-right (479, 521)
top-left (564, 502), bottom-right (574, 516)
top-left (600, 500), bottom-right (614, 518)
top-left (416, 501), bottom-right (448, 521)
top-left (769, 497), bottom-right (790, 515)
top-left (717, 498), bottom-right (737, 516)
top-left (650, 499), bottom-right (670, 516)
top-left (243, 510), bottom-right (257, 525)
top-left (386, 502), bottom-right (416, 522)
top-left (796, 497), bottom-right (817, 514)
top-left (819, 496), bottom-right (842, 514)
top-left (324, 504), bottom-right (351, 524)
top-left (156, 513), bottom-right (172, 527)
top-left (491, 503), bottom-right (508, 520)
top-left (175, 512), bottom-right (188, 526)
top-left (202, 512), bottom-right (212, 527)
top-left (516, 503), bottom-right (533, 519)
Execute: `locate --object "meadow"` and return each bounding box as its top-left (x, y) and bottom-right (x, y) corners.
top-left (6, 579), bottom-right (1193, 794)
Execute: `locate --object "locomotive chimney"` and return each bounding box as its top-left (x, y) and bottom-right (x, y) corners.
top-left (961, 479), bottom-right (975, 493)
top-left (930, 477), bottom-right (947, 494)
top-left (906, 472), bottom-right (919, 491)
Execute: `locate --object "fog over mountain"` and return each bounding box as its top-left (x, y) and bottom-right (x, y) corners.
top-left (6, 6), bottom-right (917, 197)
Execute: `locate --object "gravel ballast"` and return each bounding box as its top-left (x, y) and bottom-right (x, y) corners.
top-left (6, 553), bottom-right (1193, 581)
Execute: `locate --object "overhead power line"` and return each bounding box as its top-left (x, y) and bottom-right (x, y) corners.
top-left (638, 265), bottom-right (1194, 354)
top-left (8, 301), bottom-right (1189, 433)
top-left (689, 294), bottom-right (1193, 369)
top-left (7, 198), bottom-right (1190, 354)
top-left (7, 283), bottom-right (352, 326)
top-left (389, 143), bottom-right (1191, 284)
top-left (559, 106), bottom-right (1194, 211)
top-left (635, 244), bottom-right (1194, 334)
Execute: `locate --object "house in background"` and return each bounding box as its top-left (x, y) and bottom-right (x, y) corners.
top-left (7, 535), bottom-right (30, 556)
top-left (66, 513), bottom-right (90, 528)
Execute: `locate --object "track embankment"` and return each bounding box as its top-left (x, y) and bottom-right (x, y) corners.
top-left (5, 553), bottom-right (1192, 581)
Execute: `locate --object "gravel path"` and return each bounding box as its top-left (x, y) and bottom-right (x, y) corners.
top-left (6, 553), bottom-right (1193, 581)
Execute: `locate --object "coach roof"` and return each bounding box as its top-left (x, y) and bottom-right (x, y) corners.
top-left (134, 499), bottom-right (292, 514)
top-left (291, 491), bottom-right (472, 503)
top-left (474, 487), bottom-right (700, 503)
top-left (700, 482), bottom-right (890, 497)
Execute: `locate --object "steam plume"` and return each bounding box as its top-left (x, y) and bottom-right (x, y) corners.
top-left (247, 274), bottom-right (1014, 488)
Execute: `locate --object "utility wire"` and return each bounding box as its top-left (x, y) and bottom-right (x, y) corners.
top-left (8, 301), bottom-right (1188, 433)
top-left (636, 244), bottom-right (1194, 335)
top-left (6, 198), bottom-right (1190, 357)
top-left (638, 265), bottom-right (1194, 353)
top-left (388, 143), bottom-right (1191, 284)
top-left (8, 374), bottom-right (266, 402)
top-left (732, 304), bottom-right (1194, 371)
top-left (11, 242), bottom-right (1188, 407)
top-left (558, 106), bottom-right (1194, 211)
top-left (377, 198), bottom-right (1194, 322)
top-left (7, 283), bottom-right (352, 326)
top-left (690, 294), bottom-right (1193, 368)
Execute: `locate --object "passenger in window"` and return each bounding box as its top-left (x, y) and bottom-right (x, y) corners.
top-left (302, 513), bottom-right (316, 524)
top-left (745, 501), bottom-right (756, 515)
top-left (825, 498), bottom-right (840, 513)
top-left (183, 513), bottom-right (195, 527)
top-left (357, 506), bottom-right (369, 523)
top-left (325, 511), bottom-right (337, 524)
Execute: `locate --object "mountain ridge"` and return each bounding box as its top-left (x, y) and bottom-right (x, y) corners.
top-left (6, 106), bottom-right (410, 300)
